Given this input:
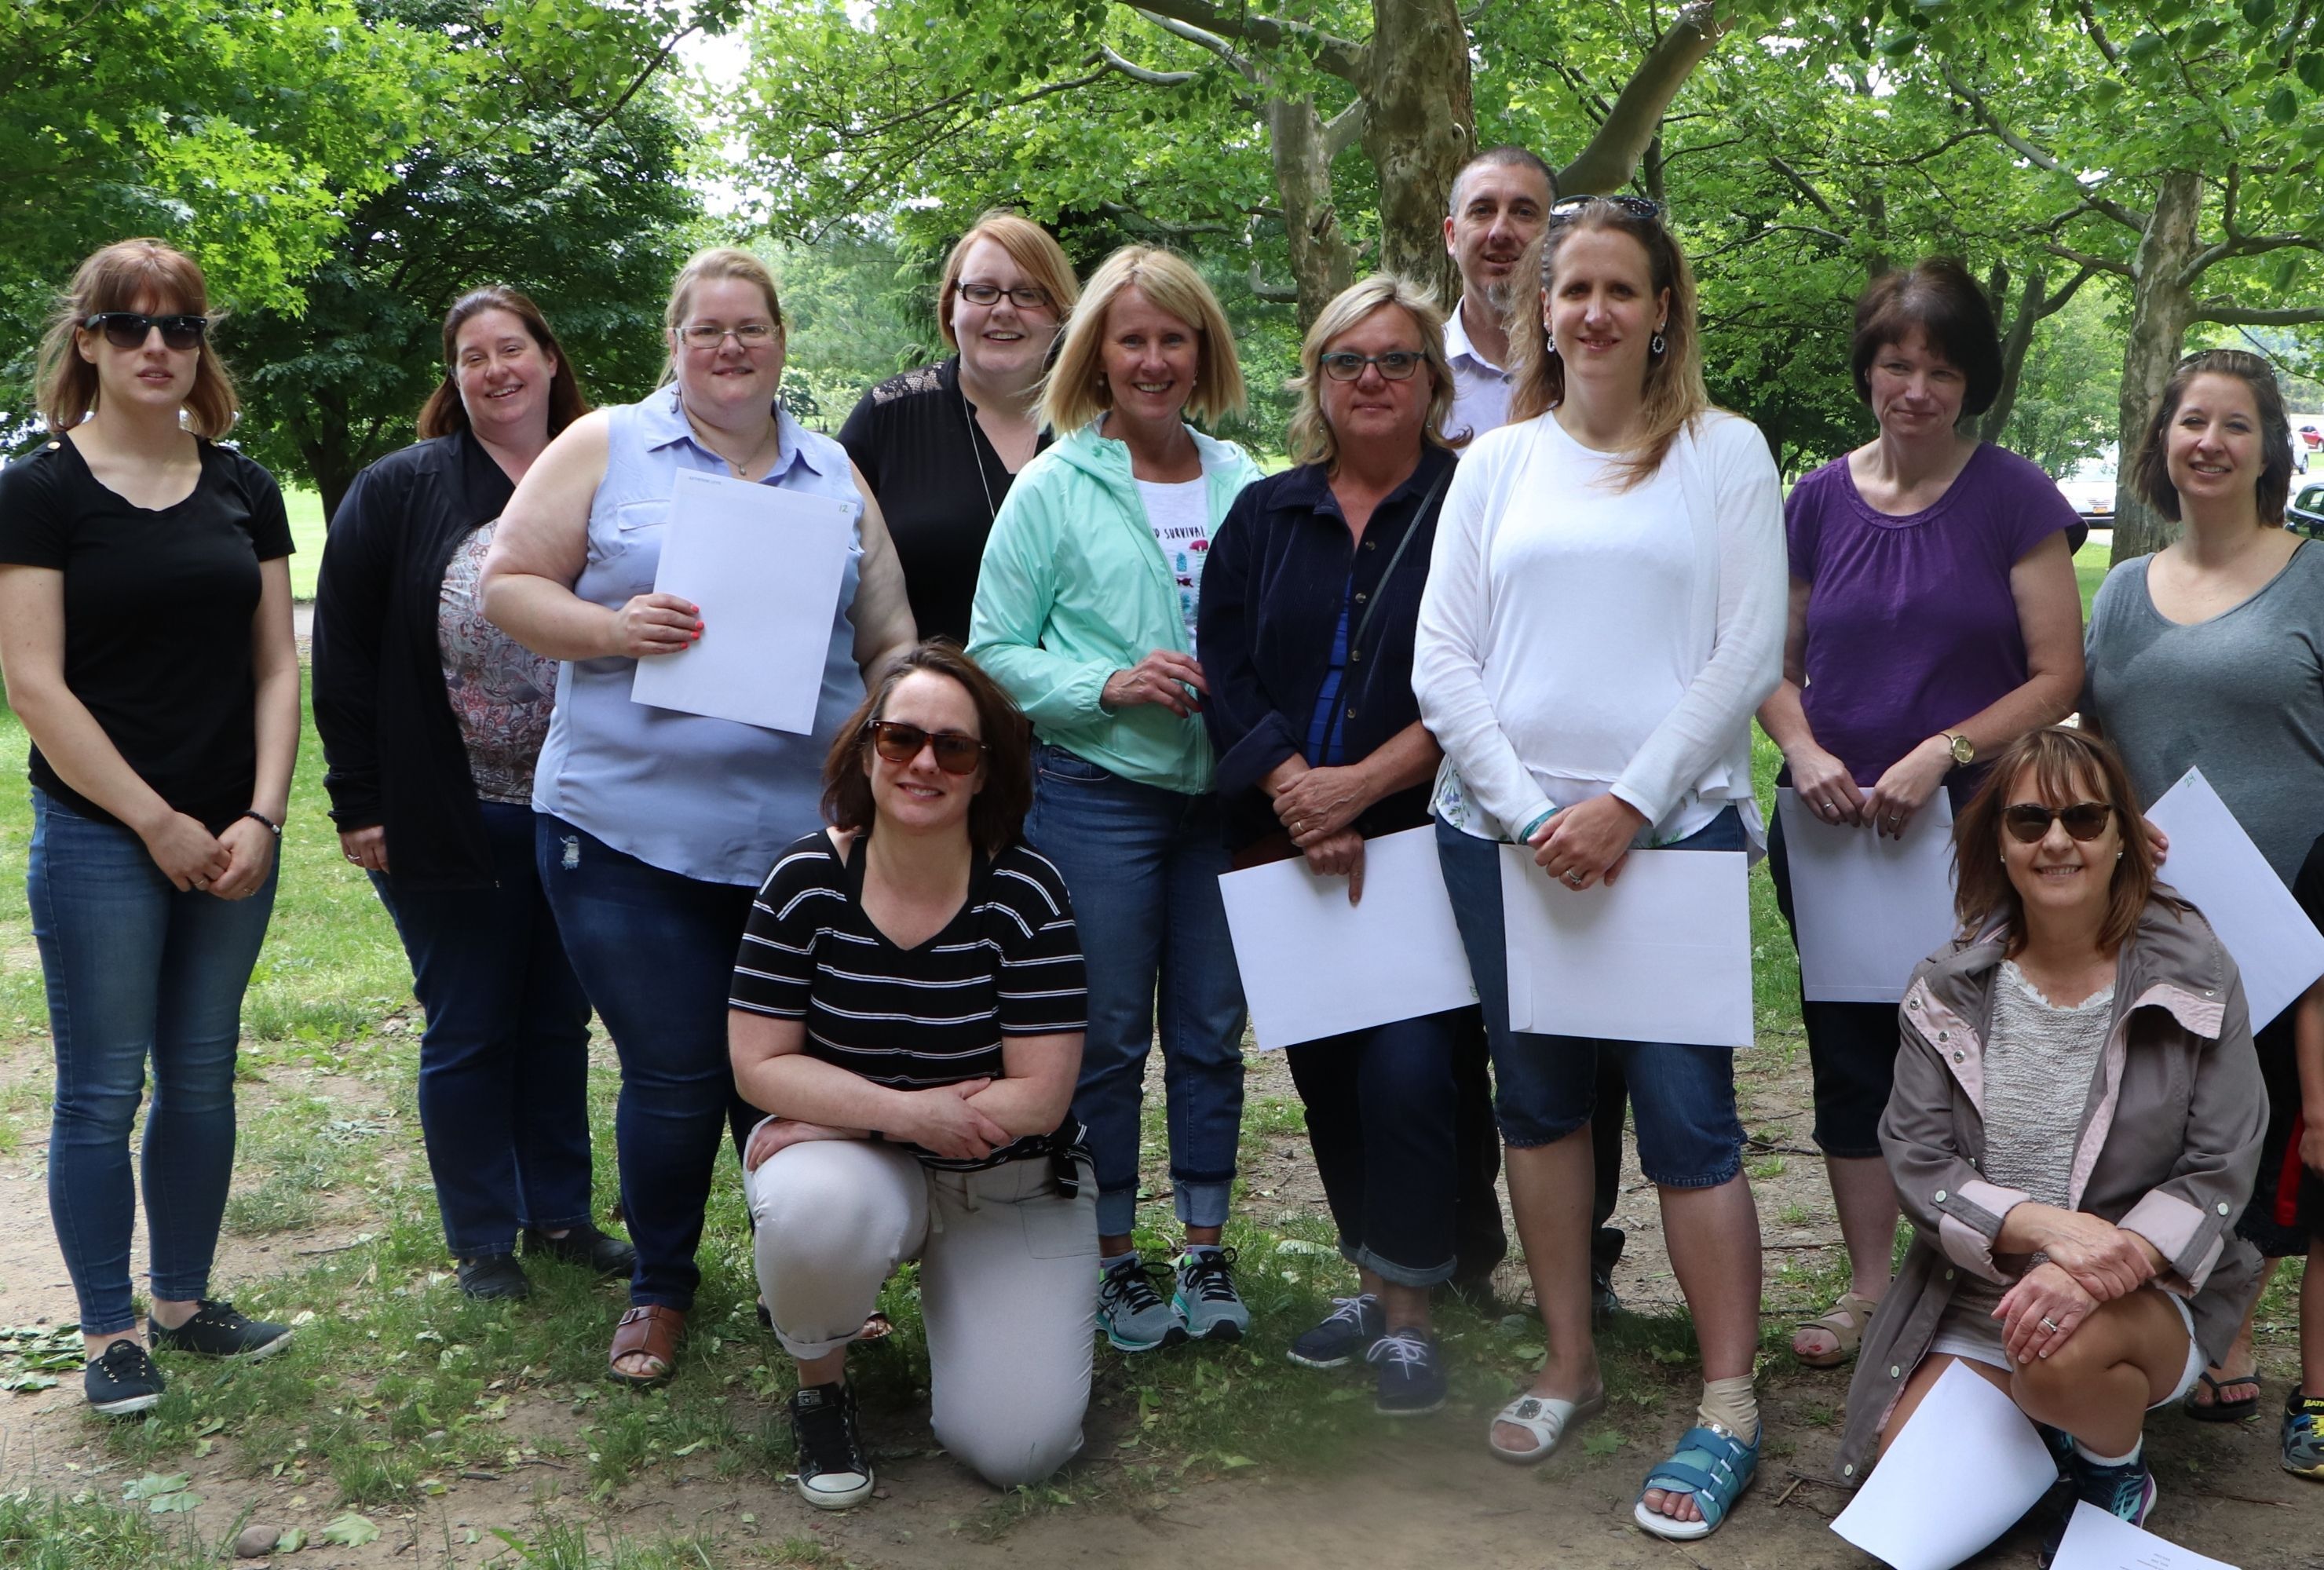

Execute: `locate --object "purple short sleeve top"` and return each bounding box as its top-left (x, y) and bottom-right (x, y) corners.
top-left (1789, 442), bottom-right (2084, 784)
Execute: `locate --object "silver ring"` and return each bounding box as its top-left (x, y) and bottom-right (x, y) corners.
top-left (1563, 870), bottom-right (1586, 887)
top-left (2040, 1316), bottom-right (2060, 1332)
top-left (1820, 801), bottom-right (1837, 818)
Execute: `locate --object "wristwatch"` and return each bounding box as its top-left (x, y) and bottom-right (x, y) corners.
top-left (1942, 732), bottom-right (1975, 766)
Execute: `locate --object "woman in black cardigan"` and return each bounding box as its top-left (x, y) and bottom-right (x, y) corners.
top-left (313, 287), bottom-right (631, 1299)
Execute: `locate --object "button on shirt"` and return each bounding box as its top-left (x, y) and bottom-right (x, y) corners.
top-left (1445, 298), bottom-right (1515, 444)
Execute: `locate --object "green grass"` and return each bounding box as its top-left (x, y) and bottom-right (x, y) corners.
top-left (285, 486), bottom-right (325, 601)
top-left (2075, 535), bottom-right (2110, 618)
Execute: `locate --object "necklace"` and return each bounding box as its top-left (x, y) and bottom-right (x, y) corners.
top-left (958, 375), bottom-right (999, 523)
top-left (682, 403), bottom-right (780, 480)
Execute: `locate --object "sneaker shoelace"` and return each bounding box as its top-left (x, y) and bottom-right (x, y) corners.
top-left (1365, 1330), bottom-right (1431, 1371)
top-left (1318, 1294), bottom-right (1375, 1331)
top-left (96, 1341), bottom-right (155, 1378)
top-left (2077, 1457), bottom-right (2151, 1522)
top-left (794, 1393), bottom-right (864, 1475)
top-left (1180, 1247), bottom-right (1241, 1304)
top-left (1103, 1259), bottom-right (1170, 1316)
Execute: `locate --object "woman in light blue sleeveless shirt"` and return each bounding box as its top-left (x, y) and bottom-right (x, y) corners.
top-left (483, 249), bottom-right (916, 1385)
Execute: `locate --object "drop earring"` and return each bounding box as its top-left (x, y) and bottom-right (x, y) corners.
top-left (1650, 327), bottom-right (1667, 356)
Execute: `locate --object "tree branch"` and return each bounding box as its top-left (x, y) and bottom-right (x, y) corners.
top-left (1097, 201), bottom-right (1239, 237)
top-left (1094, 43), bottom-right (1197, 86)
top-left (1557, 0), bottom-right (1727, 194)
top-left (2043, 264), bottom-right (2098, 316)
top-left (2074, 0), bottom-right (2123, 65)
top-left (1129, 6), bottom-right (1256, 79)
top-left (577, 22), bottom-right (700, 133)
top-left (1766, 154), bottom-right (1837, 217)
top-left (1942, 68), bottom-right (2147, 232)
top-left (2193, 304), bottom-right (2324, 327)
top-left (1321, 97), bottom-right (1365, 160)
top-left (1247, 259), bottom-right (1299, 303)
top-left (1122, 0), bottom-right (1366, 82)
top-left (2181, 232), bottom-right (2324, 287)
top-left (2041, 241), bottom-right (2133, 278)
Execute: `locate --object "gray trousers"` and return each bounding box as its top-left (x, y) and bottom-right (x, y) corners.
top-left (747, 1136), bottom-right (1098, 1489)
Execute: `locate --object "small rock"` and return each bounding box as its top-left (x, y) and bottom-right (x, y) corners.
top-left (234, 1524), bottom-right (282, 1558)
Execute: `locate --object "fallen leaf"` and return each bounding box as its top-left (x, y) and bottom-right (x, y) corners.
top-left (122, 1473), bottom-right (189, 1501)
top-left (317, 1513), bottom-right (379, 1546)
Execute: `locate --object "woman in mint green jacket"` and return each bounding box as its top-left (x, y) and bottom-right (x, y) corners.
top-left (969, 246), bottom-right (1262, 1355)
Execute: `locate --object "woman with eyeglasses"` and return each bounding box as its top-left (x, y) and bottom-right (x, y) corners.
top-left (482, 247), bottom-right (917, 1388)
top-left (730, 641), bottom-right (1094, 1509)
top-left (839, 212), bottom-right (1080, 645)
top-left (1756, 260), bottom-right (2087, 1373)
top-left (313, 287), bottom-right (634, 1303)
top-left (0, 239), bottom-right (298, 1417)
top-left (967, 246), bottom-right (1262, 1356)
top-left (1413, 195), bottom-right (1784, 1535)
top-left (1198, 275), bottom-right (1467, 1415)
top-left (2081, 349), bottom-right (2324, 1454)
top-left (1836, 727), bottom-right (2264, 1557)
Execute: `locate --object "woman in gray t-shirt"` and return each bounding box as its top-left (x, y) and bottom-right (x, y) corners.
top-left (2082, 348), bottom-right (2314, 1418)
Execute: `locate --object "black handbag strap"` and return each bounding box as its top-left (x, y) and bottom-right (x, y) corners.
top-left (1319, 461), bottom-right (1452, 762)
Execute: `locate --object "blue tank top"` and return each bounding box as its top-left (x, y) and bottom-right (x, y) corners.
top-left (532, 388), bottom-right (867, 885)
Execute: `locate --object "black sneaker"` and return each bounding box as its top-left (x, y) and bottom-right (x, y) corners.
top-left (1288, 1294), bottom-right (1384, 1369)
top-left (85, 1338), bottom-right (165, 1417)
top-left (522, 1222), bottom-right (638, 1278)
top-left (148, 1300), bottom-right (294, 1360)
top-left (1366, 1327), bottom-right (1448, 1416)
top-left (456, 1254), bottom-right (532, 1301)
top-left (790, 1382), bottom-right (874, 1510)
top-left (2038, 1448), bottom-right (2158, 1568)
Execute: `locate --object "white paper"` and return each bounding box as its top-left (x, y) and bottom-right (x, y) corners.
top-left (629, 469), bottom-right (853, 734)
top-left (1831, 1360), bottom-right (2059, 1570)
top-left (1218, 827), bottom-right (1477, 1051)
top-left (1776, 788), bottom-right (1959, 1004)
top-left (1496, 845), bottom-right (1753, 1048)
top-left (2144, 766), bottom-right (2324, 1030)
top-left (2047, 1500), bottom-right (2240, 1570)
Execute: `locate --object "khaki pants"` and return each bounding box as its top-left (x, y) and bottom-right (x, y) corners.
top-left (747, 1137), bottom-right (1098, 1489)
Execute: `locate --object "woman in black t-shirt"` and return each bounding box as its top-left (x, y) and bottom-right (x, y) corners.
top-left (0, 239), bottom-right (298, 1418)
top-left (838, 212), bottom-right (1080, 644)
top-left (729, 641), bottom-right (1094, 1510)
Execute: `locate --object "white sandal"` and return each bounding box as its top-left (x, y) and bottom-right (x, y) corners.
top-left (1488, 1385), bottom-right (1606, 1464)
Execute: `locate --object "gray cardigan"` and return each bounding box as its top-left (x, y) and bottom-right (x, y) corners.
top-left (1834, 890), bottom-right (2267, 1482)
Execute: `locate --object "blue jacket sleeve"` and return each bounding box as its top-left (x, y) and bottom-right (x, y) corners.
top-left (1199, 485), bottom-right (1303, 799)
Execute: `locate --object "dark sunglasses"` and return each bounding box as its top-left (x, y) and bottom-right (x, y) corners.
top-left (2002, 801), bottom-right (2117, 843)
top-left (867, 720), bottom-right (986, 775)
top-left (1548, 195), bottom-right (1663, 225)
top-left (84, 312), bottom-right (207, 351)
top-left (1319, 350), bottom-right (1425, 382)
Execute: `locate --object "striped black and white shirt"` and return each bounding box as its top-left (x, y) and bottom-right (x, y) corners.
top-left (731, 831), bottom-right (1087, 1170)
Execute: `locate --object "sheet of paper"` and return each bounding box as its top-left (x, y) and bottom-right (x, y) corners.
top-left (630, 468), bottom-right (853, 735)
top-left (1218, 826), bottom-right (1477, 1051)
top-left (1775, 788), bottom-right (1959, 1004)
top-left (1496, 844), bottom-right (1752, 1048)
top-left (2047, 1501), bottom-right (2240, 1570)
top-left (1830, 1360), bottom-right (2059, 1570)
top-left (2144, 766), bottom-right (2324, 1030)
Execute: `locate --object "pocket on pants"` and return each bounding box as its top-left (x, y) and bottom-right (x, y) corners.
top-left (1017, 1167), bottom-right (1098, 1261)
top-left (1034, 747), bottom-right (1112, 786)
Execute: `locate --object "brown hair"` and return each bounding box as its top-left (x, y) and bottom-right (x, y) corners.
top-left (1448, 145), bottom-right (1558, 215)
top-left (1505, 200), bottom-right (1708, 491)
top-left (1040, 246), bottom-right (1246, 433)
top-left (936, 210), bottom-right (1080, 349)
top-left (658, 247), bottom-right (784, 386)
top-left (1952, 727), bottom-right (2174, 957)
top-left (416, 286), bottom-right (589, 440)
top-left (1284, 276), bottom-right (1454, 469)
top-left (2132, 348), bottom-right (2294, 526)
top-left (35, 239), bottom-right (239, 438)
top-left (820, 641), bottom-right (1034, 858)
top-left (1850, 259), bottom-right (2004, 418)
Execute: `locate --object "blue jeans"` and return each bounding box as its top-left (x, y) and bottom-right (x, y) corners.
top-left (535, 816), bottom-right (758, 1309)
top-left (1021, 747), bottom-right (1247, 1238)
top-left (1434, 808), bottom-right (1748, 1188)
top-left (371, 802), bottom-right (594, 1259)
top-left (1284, 1008), bottom-right (1467, 1287)
top-left (27, 790), bottom-right (279, 1335)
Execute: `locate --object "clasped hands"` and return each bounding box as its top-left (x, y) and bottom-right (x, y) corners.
top-left (1529, 794), bottom-right (1649, 891)
top-left (1992, 1205), bottom-right (2161, 1364)
top-left (742, 1079), bottom-right (1010, 1171)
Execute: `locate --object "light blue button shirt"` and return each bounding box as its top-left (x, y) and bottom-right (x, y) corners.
top-left (532, 388), bottom-right (867, 885)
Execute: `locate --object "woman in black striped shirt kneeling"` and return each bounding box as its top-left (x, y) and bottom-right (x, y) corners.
top-left (729, 641), bottom-right (1094, 1510)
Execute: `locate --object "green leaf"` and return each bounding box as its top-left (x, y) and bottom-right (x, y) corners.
top-left (148, 1491), bottom-right (203, 1515)
top-left (1582, 1430), bottom-right (1624, 1456)
top-left (2125, 33), bottom-right (2168, 60)
top-left (2242, 0), bottom-right (2278, 24)
top-left (122, 1473), bottom-right (189, 1501)
top-left (276, 1528), bottom-right (307, 1553)
top-left (317, 1513), bottom-right (380, 1546)
top-left (2299, 52), bottom-right (2324, 93)
top-left (2266, 85), bottom-right (2300, 122)
top-left (1216, 1453), bottom-right (1257, 1469)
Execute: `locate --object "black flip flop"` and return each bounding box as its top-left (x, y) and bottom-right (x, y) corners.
top-left (2184, 1369), bottom-right (2260, 1422)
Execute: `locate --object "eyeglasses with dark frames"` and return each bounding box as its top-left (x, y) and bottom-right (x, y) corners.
top-left (954, 281), bottom-right (1055, 311)
top-left (1318, 350), bottom-right (1426, 382)
top-left (84, 312), bottom-right (207, 351)
top-left (2001, 801), bottom-right (2118, 843)
top-left (866, 720), bottom-right (987, 776)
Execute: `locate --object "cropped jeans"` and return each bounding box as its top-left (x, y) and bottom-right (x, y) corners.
top-left (1021, 747), bottom-right (1248, 1239)
top-left (27, 790), bottom-right (278, 1336)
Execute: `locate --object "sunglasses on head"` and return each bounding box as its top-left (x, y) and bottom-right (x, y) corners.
top-left (2002, 801), bottom-right (2117, 843)
top-left (84, 312), bottom-right (207, 351)
top-left (1548, 195), bottom-right (1663, 225)
top-left (867, 720), bottom-right (986, 775)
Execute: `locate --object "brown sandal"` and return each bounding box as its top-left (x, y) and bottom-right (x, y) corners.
top-left (1792, 1291), bottom-right (1880, 1369)
top-left (608, 1305), bottom-right (686, 1387)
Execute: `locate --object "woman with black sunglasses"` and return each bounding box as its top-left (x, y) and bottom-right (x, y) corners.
top-left (0, 239), bottom-right (298, 1417)
top-left (1837, 726), bottom-right (2264, 1558)
top-left (729, 641), bottom-right (1094, 1510)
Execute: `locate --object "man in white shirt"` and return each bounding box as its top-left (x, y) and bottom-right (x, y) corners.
top-left (1442, 146), bottom-right (1555, 444)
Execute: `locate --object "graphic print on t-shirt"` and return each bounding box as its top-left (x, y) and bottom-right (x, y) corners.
top-left (1138, 476), bottom-right (1211, 655)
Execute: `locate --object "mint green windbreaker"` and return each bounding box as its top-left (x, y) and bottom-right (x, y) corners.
top-left (967, 420), bottom-right (1262, 794)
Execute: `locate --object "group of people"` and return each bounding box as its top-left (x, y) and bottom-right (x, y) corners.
top-left (0, 137), bottom-right (2317, 1557)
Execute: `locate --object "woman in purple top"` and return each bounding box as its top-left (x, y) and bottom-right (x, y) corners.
top-left (1756, 259), bottom-right (2086, 1369)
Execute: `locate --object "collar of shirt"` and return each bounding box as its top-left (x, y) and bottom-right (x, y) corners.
top-left (1443, 296), bottom-right (1507, 375)
top-left (1265, 445), bottom-right (1452, 528)
top-left (638, 385), bottom-right (835, 483)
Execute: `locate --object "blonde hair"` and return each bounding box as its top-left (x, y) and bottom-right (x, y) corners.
top-left (36, 239), bottom-right (239, 438)
top-left (1284, 276), bottom-right (1453, 470)
top-left (1507, 201), bottom-right (1709, 491)
top-left (659, 247), bottom-right (784, 385)
top-left (1040, 246), bottom-right (1245, 433)
top-left (937, 211), bottom-right (1080, 349)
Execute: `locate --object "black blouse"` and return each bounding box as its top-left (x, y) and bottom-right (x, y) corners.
top-left (838, 358), bottom-right (1049, 645)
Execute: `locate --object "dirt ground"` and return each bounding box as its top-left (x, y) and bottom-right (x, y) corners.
top-left (0, 1038), bottom-right (2315, 1570)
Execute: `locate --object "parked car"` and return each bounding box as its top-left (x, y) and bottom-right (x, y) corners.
top-left (2055, 458), bottom-right (2116, 527)
top-left (2289, 480), bottom-right (2324, 539)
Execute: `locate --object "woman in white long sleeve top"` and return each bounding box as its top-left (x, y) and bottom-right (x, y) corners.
top-left (1414, 195), bottom-right (1785, 1540)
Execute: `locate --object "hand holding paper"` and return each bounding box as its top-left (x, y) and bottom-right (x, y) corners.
top-left (1774, 787), bottom-right (1957, 1006)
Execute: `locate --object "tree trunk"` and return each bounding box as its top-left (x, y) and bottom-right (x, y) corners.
top-left (1266, 96), bottom-right (1359, 325)
top-left (1981, 259), bottom-right (2044, 444)
top-left (2110, 169), bottom-right (2202, 564)
top-left (1358, 0), bottom-right (1474, 305)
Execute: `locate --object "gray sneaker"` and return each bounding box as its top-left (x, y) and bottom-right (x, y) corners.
top-left (1098, 1254), bottom-right (1188, 1353)
top-left (1172, 1245), bottom-right (1251, 1342)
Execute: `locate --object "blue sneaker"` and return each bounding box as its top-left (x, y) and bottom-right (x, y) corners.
top-left (1172, 1245), bottom-right (1251, 1342)
top-left (2283, 1387), bottom-right (2324, 1480)
top-left (2040, 1447), bottom-right (2157, 1568)
top-left (1366, 1327), bottom-right (1447, 1416)
top-left (1288, 1294), bottom-right (1384, 1369)
top-left (1098, 1254), bottom-right (1187, 1353)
